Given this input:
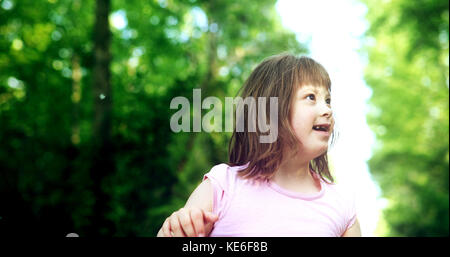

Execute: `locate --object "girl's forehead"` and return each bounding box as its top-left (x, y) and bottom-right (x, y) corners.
top-left (296, 84), bottom-right (331, 95)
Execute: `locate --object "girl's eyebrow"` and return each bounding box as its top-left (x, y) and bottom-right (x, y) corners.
top-left (300, 87), bottom-right (331, 98)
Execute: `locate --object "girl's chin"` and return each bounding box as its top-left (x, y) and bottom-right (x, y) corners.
top-left (312, 146), bottom-right (329, 157)
top-left (291, 146), bottom-right (328, 160)
top-left (289, 139), bottom-right (329, 158)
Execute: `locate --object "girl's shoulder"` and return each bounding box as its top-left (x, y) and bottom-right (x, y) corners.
top-left (324, 181), bottom-right (358, 229)
top-left (203, 163), bottom-right (247, 191)
top-left (322, 180), bottom-right (357, 207)
top-left (204, 163), bottom-right (242, 177)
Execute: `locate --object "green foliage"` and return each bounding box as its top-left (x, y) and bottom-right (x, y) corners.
top-left (0, 0), bottom-right (306, 236)
top-left (362, 0), bottom-right (449, 236)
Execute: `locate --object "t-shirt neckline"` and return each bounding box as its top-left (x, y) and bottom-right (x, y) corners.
top-left (267, 169), bottom-right (325, 200)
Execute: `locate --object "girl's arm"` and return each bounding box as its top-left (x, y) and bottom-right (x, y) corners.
top-left (156, 178), bottom-right (218, 237)
top-left (341, 219), bottom-right (362, 237)
top-left (185, 178), bottom-right (214, 211)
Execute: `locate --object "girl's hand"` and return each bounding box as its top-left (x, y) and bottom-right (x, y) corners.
top-left (157, 207), bottom-right (219, 237)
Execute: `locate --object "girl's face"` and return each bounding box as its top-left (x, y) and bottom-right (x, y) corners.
top-left (289, 84), bottom-right (334, 158)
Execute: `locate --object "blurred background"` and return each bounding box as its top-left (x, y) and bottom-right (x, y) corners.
top-left (0, 0), bottom-right (447, 237)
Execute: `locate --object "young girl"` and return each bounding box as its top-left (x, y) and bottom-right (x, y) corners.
top-left (157, 54), bottom-right (361, 237)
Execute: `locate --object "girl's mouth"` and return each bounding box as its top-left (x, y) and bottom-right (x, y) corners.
top-left (312, 124), bottom-right (330, 132)
top-left (312, 124), bottom-right (331, 135)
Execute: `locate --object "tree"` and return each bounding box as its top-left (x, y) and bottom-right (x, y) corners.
top-left (362, 0), bottom-right (449, 236)
top-left (0, 0), bottom-right (307, 236)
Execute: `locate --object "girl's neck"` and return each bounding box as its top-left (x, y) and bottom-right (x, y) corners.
top-left (270, 158), bottom-right (321, 194)
top-left (275, 158), bottom-right (311, 181)
top-left (272, 150), bottom-right (316, 185)
top-left (268, 145), bottom-right (322, 195)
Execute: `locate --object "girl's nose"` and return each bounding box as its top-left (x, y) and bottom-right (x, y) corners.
top-left (320, 104), bottom-right (333, 118)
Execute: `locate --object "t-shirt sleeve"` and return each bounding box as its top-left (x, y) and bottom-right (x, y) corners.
top-left (345, 190), bottom-right (357, 232)
top-left (202, 163), bottom-right (234, 218)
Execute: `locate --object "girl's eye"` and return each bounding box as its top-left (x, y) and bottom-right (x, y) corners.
top-left (307, 94), bottom-right (315, 101)
top-left (326, 98), bottom-right (331, 104)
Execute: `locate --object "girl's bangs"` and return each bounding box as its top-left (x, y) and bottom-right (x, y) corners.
top-left (294, 58), bottom-right (331, 91)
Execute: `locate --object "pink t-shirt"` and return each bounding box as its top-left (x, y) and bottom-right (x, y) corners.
top-left (203, 163), bottom-right (357, 237)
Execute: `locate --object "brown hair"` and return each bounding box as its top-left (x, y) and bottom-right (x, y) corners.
top-left (228, 53), bottom-right (335, 183)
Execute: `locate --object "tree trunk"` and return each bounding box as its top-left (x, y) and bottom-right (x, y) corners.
top-left (176, 14), bottom-right (218, 174)
top-left (71, 54), bottom-right (81, 145)
top-left (90, 0), bottom-right (114, 236)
